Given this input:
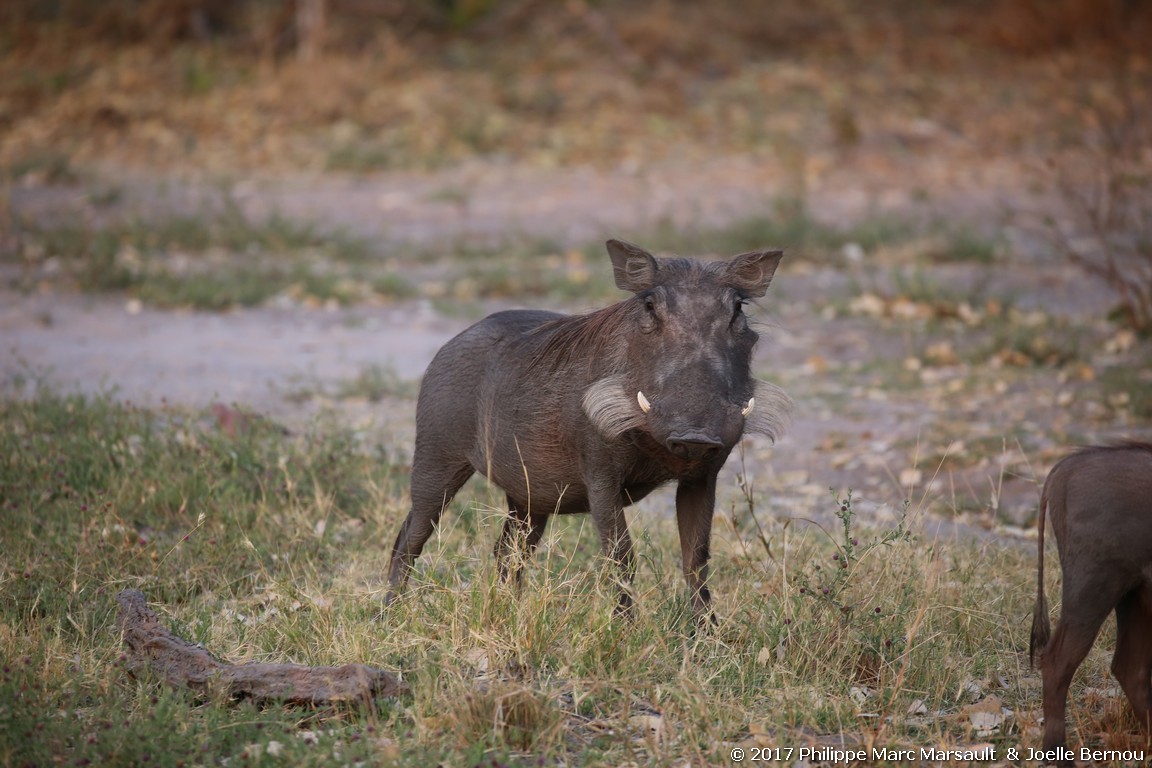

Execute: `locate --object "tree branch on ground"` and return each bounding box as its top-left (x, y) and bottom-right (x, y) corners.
top-left (115, 589), bottom-right (409, 704)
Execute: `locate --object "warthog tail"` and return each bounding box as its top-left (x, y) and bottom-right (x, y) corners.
top-left (1029, 477), bottom-right (1052, 667)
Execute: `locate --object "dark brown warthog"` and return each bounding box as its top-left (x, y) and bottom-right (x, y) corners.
top-left (1030, 442), bottom-right (1152, 754)
top-left (385, 239), bottom-right (791, 620)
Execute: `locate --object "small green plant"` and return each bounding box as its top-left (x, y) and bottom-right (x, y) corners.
top-left (136, 268), bottom-right (280, 309)
top-left (833, 490), bottom-right (910, 589)
top-left (979, 311), bottom-right (1084, 368)
top-left (1096, 364), bottom-right (1152, 420)
top-left (325, 140), bottom-right (397, 173)
top-left (889, 267), bottom-right (964, 310)
top-left (790, 490), bottom-right (913, 665)
top-left (335, 364), bottom-right (418, 402)
top-left (433, 0), bottom-right (501, 29)
top-left (371, 272), bottom-right (419, 299)
top-left (930, 228), bottom-right (998, 264)
top-left (425, 185), bottom-right (472, 207)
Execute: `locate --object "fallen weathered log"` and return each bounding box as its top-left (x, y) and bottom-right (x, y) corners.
top-left (115, 589), bottom-right (409, 704)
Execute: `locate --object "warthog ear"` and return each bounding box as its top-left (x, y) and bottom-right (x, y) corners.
top-left (725, 249), bottom-right (784, 298)
top-left (606, 239), bottom-right (659, 292)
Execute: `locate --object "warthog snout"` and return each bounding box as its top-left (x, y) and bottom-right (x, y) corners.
top-left (383, 238), bottom-right (792, 622)
top-left (665, 431), bottom-right (725, 460)
top-left (1030, 442), bottom-right (1152, 760)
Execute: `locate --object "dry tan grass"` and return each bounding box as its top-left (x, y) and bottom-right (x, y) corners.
top-left (1, 1), bottom-right (1144, 178)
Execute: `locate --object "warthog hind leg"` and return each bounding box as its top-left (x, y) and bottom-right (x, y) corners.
top-left (1112, 586), bottom-right (1152, 738)
top-left (1042, 575), bottom-right (1130, 752)
top-left (385, 460), bottom-right (475, 602)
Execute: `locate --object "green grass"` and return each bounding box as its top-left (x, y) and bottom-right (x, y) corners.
top-left (3, 386), bottom-right (1129, 765)
top-left (5, 193), bottom-right (1003, 313)
top-left (926, 228), bottom-right (999, 265)
top-left (6, 148), bottom-right (80, 184)
top-left (325, 140), bottom-right (400, 173)
top-left (631, 205), bottom-right (1002, 270)
top-left (7, 207), bottom-right (618, 310)
top-left (6, 205), bottom-right (406, 309)
top-left (135, 267), bottom-right (292, 310)
top-left (418, 239), bottom-right (620, 304)
top-left (1096, 364), bottom-right (1152, 420)
top-left (408, 210), bottom-right (1000, 309)
top-left (279, 365), bottom-right (420, 405)
top-left (334, 364), bottom-right (419, 402)
top-left (973, 310), bottom-right (1086, 368)
top-left (637, 202), bottom-right (850, 260)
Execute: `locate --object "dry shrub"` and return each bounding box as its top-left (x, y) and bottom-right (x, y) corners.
top-left (0, 0), bottom-right (245, 45)
top-left (1041, 59), bottom-right (1152, 334)
top-left (982, 0), bottom-right (1152, 54)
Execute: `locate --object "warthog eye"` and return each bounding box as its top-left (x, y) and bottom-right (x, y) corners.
top-left (731, 297), bottom-right (748, 326)
top-left (637, 292), bottom-right (660, 333)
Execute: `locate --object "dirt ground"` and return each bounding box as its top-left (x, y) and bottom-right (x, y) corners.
top-left (5, 155), bottom-right (1148, 548)
top-left (3, 1), bottom-right (1151, 548)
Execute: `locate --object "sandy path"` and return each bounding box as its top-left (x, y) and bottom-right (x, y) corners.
top-left (4, 156), bottom-right (1147, 547)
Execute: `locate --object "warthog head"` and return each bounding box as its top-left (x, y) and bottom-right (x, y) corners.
top-left (581, 239), bottom-right (787, 466)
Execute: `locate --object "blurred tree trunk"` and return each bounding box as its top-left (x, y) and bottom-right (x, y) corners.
top-left (297, 0), bottom-right (327, 61)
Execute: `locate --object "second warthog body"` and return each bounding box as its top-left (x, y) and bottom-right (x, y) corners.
top-left (1031, 442), bottom-right (1152, 754)
top-left (385, 239), bottom-right (791, 618)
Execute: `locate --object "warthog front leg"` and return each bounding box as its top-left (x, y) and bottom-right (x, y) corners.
top-left (676, 476), bottom-right (718, 625)
top-left (587, 482), bottom-right (636, 617)
top-left (494, 496), bottom-right (549, 584)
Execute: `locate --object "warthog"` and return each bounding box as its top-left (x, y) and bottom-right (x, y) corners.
top-left (385, 239), bottom-right (791, 619)
top-left (1030, 442), bottom-right (1152, 754)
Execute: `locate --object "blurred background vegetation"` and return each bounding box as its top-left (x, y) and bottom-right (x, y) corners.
top-left (2, 0), bottom-right (1150, 330)
top-left (3, 0), bottom-right (1150, 173)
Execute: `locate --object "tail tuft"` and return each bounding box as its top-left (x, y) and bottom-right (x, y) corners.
top-left (1029, 592), bottom-right (1050, 668)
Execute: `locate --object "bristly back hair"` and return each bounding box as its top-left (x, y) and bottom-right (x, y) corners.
top-left (526, 297), bottom-right (636, 375)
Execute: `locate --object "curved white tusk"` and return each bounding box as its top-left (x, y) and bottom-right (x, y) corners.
top-left (741, 397), bottom-right (755, 417)
top-left (637, 391), bottom-right (651, 413)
